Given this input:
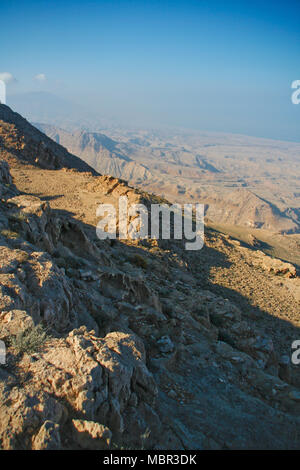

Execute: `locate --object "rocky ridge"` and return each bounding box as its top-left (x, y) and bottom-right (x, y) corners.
top-left (0, 105), bottom-right (96, 174)
top-left (35, 123), bottom-right (300, 234)
top-left (1, 108), bottom-right (300, 449)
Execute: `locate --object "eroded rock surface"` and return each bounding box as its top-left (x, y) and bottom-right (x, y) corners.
top-left (1, 118), bottom-right (300, 450)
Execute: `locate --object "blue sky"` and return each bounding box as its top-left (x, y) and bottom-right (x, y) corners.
top-left (1, 0), bottom-right (300, 140)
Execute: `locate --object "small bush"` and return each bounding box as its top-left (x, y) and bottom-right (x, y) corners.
top-left (17, 251), bottom-right (30, 264)
top-left (64, 256), bottom-right (83, 269)
top-left (0, 229), bottom-right (19, 239)
top-left (10, 211), bottom-right (27, 222)
top-left (112, 428), bottom-right (151, 450)
top-left (57, 255), bottom-right (83, 269)
top-left (130, 254), bottom-right (148, 269)
top-left (9, 211), bottom-right (27, 227)
top-left (11, 324), bottom-right (47, 355)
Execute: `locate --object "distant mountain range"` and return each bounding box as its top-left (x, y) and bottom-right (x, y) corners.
top-left (36, 122), bottom-right (300, 234)
top-left (4, 92), bottom-right (300, 234)
top-left (36, 123), bottom-right (152, 182)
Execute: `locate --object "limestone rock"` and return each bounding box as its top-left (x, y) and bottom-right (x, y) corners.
top-left (71, 419), bottom-right (111, 450)
top-left (32, 421), bottom-right (61, 450)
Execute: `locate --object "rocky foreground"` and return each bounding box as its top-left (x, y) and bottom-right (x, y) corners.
top-left (1, 106), bottom-right (300, 450)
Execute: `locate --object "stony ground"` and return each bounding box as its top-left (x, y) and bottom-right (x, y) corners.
top-left (10, 164), bottom-right (300, 364)
top-left (1, 105), bottom-right (300, 450)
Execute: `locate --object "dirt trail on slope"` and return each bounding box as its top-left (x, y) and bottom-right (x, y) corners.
top-left (11, 164), bottom-right (300, 366)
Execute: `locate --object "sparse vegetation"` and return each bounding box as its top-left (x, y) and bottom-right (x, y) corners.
top-left (17, 251), bottom-right (30, 264)
top-left (11, 324), bottom-right (48, 355)
top-left (112, 429), bottom-right (151, 450)
top-left (9, 211), bottom-right (27, 222)
top-left (0, 229), bottom-right (20, 239)
top-left (130, 253), bottom-right (148, 269)
top-left (1, 105), bottom-right (300, 450)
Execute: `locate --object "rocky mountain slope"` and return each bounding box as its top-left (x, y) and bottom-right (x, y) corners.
top-left (36, 124), bottom-right (300, 234)
top-left (1, 105), bottom-right (300, 450)
top-left (36, 123), bottom-right (151, 182)
top-left (201, 188), bottom-right (297, 232)
top-left (0, 105), bottom-right (96, 174)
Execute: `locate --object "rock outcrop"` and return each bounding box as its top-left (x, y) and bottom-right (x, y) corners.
top-left (1, 111), bottom-right (300, 450)
top-left (0, 105), bottom-right (97, 173)
top-left (239, 247), bottom-right (297, 278)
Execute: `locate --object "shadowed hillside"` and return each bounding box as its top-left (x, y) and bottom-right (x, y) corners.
top-left (1, 106), bottom-right (300, 450)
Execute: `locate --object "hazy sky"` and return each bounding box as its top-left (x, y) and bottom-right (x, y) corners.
top-left (1, 0), bottom-right (300, 141)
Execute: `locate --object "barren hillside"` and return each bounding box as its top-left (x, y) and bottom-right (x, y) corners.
top-left (1, 105), bottom-right (300, 450)
top-left (36, 124), bottom-right (300, 234)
